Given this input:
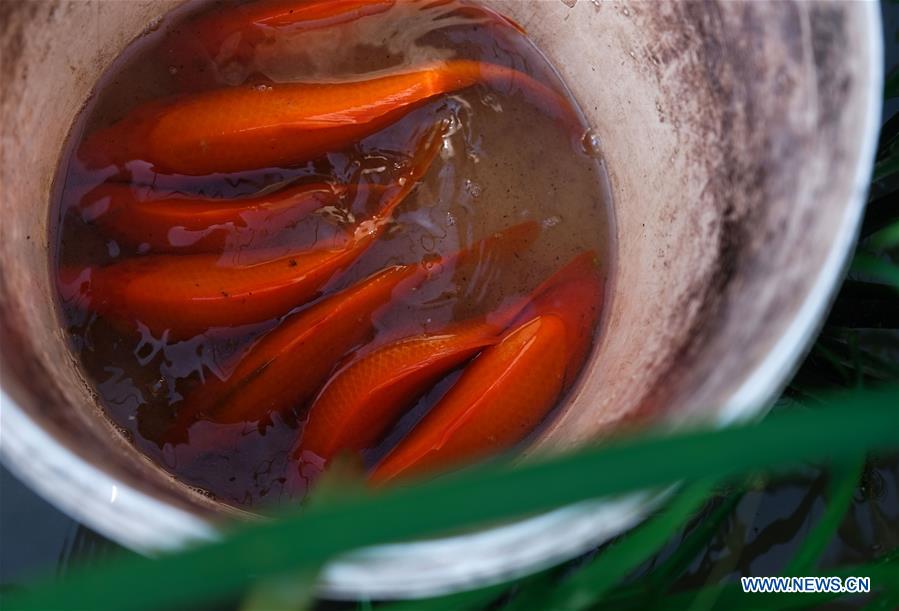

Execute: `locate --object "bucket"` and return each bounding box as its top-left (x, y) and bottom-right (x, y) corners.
top-left (0, 0), bottom-right (882, 599)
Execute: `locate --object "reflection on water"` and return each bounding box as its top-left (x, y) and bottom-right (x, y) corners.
top-left (656, 454), bottom-right (897, 595)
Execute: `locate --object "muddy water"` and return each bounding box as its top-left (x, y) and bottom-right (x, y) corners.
top-left (50, 0), bottom-right (614, 508)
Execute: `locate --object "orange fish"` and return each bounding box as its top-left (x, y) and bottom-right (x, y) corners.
top-left (413, 0), bottom-right (526, 35)
top-left (78, 59), bottom-right (570, 175)
top-left (513, 250), bottom-right (604, 385)
top-left (65, 126), bottom-right (442, 339)
top-left (77, 181), bottom-right (372, 254)
top-left (164, 0), bottom-right (529, 93)
top-left (296, 248), bottom-right (601, 466)
top-left (370, 314), bottom-right (568, 484)
top-left (170, 264), bottom-right (425, 435)
top-left (368, 250), bottom-right (604, 483)
top-left (171, 220), bottom-right (539, 435)
top-left (166, 0), bottom-right (396, 91)
top-left (297, 313), bottom-right (509, 464)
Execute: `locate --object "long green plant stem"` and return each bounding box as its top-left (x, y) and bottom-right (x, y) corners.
top-left (5, 387), bottom-right (898, 611)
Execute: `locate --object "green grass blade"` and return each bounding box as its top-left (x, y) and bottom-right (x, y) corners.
top-left (811, 344), bottom-right (854, 384)
top-left (496, 573), bottom-right (556, 611)
top-left (785, 454), bottom-right (866, 576)
top-left (874, 155), bottom-right (899, 182)
top-left (868, 220), bottom-right (899, 251)
top-left (851, 254), bottom-right (899, 291)
top-left (873, 129), bottom-right (899, 182)
top-left (644, 487), bottom-right (745, 589)
top-left (240, 573), bottom-right (316, 611)
top-left (503, 481), bottom-right (717, 611)
top-left (378, 581), bottom-right (511, 611)
top-left (5, 387), bottom-right (899, 611)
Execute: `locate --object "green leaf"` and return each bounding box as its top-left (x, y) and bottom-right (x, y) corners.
top-left (503, 480), bottom-right (717, 611)
top-left (498, 573), bottom-right (556, 611)
top-left (240, 572), bottom-right (317, 611)
top-left (378, 581), bottom-right (511, 611)
top-left (785, 455), bottom-right (866, 576)
top-left (811, 344), bottom-right (854, 384)
top-left (5, 386), bottom-right (899, 611)
top-left (873, 149), bottom-right (899, 183)
top-left (868, 220), bottom-right (899, 251)
top-left (872, 128), bottom-right (899, 182)
top-left (304, 452), bottom-right (367, 510)
top-left (644, 486), bottom-right (745, 589)
top-left (851, 254), bottom-right (899, 291)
